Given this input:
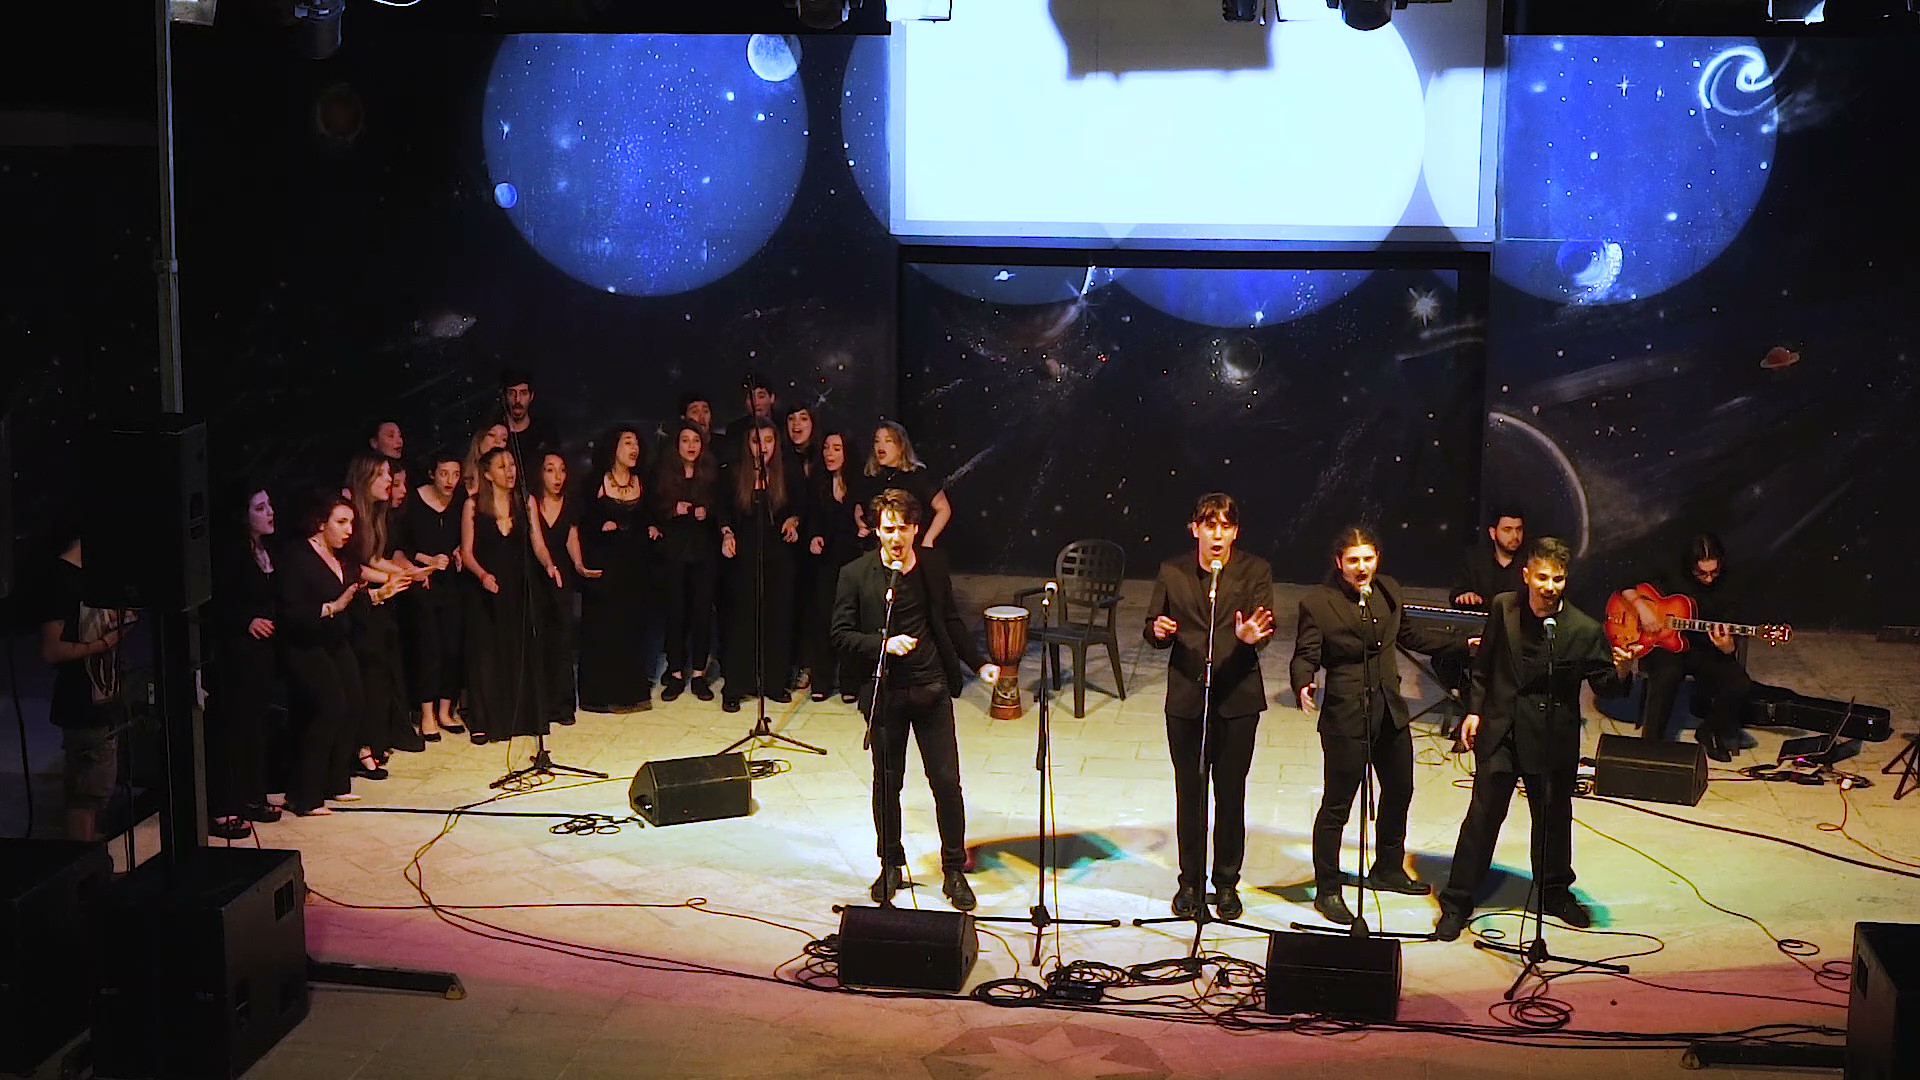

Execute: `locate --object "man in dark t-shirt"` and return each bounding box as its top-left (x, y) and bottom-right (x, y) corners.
top-left (39, 537), bottom-right (135, 841)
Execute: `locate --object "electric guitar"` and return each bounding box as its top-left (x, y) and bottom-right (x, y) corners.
top-left (1604, 582), bottom-right (1792, 658)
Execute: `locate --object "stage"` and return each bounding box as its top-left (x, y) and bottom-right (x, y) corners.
top-left (245, 575), bottom-right (1918, 1080)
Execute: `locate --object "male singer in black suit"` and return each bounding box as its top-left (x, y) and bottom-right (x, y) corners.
top-left (1144, 493), bottom-right (1276, 921)
top-left (1433, 537), bottom-right (1634, 941)
top-left (830, 488), bottom-right (999, 912)
top-left (1291, 526), bottom-right (1470, 926)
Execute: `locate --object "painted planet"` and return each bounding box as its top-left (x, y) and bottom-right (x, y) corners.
top-left (483, 36), bottom-right (809, 297)
top-left (1760, 346), bottom-right (1801, 370)
top-left (746, 34), bottom-right (800, 83)
top-left (1496, 38), bottom-right (1778, 305)
top-left (493, 182), bottom-right (518, 209)
top-left (1118, 268), bottom-right (1370, 329)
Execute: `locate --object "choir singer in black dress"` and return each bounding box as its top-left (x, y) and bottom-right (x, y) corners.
top-left (830, 488), bottom-right (998, 912)
top-left (1433, 537), bottom-right (1633, 941)
top-left (1290, 525), bottom-right (1468, 926)
top-left (1143, 493), bottom-right (1275, 922)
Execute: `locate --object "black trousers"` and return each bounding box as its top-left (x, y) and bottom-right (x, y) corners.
top-left (1312, 717), bottom-right (1416, 890)
top-left (1166, 711), bottom-right (1260, 889)
top-left (284, 642), bottom-right (363, 814)
top-left (660, 558), bottom-right (715, 676)
top-left (205, 634), bottom-right (275, 817)
top-left (1641, 646), bottom-right (1751, 740)
top-left (1439, 762), bottom-right (1576, 913)
top-left (871, 682), bottom-right (968, 872)
top-left (405, 592), bottom-right (463, 705)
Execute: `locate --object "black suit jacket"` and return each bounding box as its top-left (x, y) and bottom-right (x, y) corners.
top-left (1450, 541), bottom-right (1526, 609)
top-left (1143, 552), bottom-right (1274, 720)
top-left (829, 548), bottom-right (989, 717)
top-left (1467, 592), bottom-right (1627, 773)
top-left (1289, 574), bottom-right (1466, 738)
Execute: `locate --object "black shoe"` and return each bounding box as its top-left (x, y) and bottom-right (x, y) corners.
top-left (470, 733), bottom-right (488, 745)
top-left (1695, 729), bottom-right (1733, 763)
top-left (352, 763), bottom-right (389, 781)
top-left (1543, 892), bottom-right (1593, 929)
top-left (1213, 885), bottom-right (1243, 920)
top-left (870, 865), bottom-right (904, 904)
top-left (1170, 884), bottom-right (1201, 919)
top-left (442, 723), bottom-right (466, 735)
top-left (943, 870), bottom-right (977, 912)
top-left (690, 676), bottom-right (715, 701)
top-left (768, 689), bottom-right (793, 704)
top-left (1313, 889), bottom-right (1355, 925)
top-left (421, 731), bottom-right (443, 743)
top-left (1366, 865), bottom-right (1433, 896)
top-left (810, 689), bottom-right (831, 702)
top-left (209, 817), bottom-right (252, 841)
top-left (242, 803), bottom-right (283, 823)
top-left (1434, 906), bottom-right (1470, 942)
top-left (722, 696), bottom-right (742, 713)
top-left (661, 674), bottom-right (686, 702)
top-left (840, 692), bottom-right (858, 705)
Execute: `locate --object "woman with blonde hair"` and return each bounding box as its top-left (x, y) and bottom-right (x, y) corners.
top-left (856, 420), bottom-right (951, 548)
top-left (343, 451), bottom-right (422, 766)
top-left (462, 446), bottom-right (565, 741)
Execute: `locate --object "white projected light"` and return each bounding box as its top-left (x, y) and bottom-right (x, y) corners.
top-left (873, 0), bottom-right (1494, 243)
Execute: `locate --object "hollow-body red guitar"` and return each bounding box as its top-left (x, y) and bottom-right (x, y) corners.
top-left (1604, 582), bottom-right (1793, 658)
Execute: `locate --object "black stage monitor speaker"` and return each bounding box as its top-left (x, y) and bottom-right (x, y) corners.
top-left (837, 905), bottom-right (979, 992)
top-left (84, 415), bottom-right (212, 612)
top-left (93, 846), bottom-right (310, 1080)
top-left (1263, 930), bottom-right (1402, 1021)
top-left (1593, 733), bottom-right (1707, 806)
top-left (0, 840), bottom-right (115, 1075)
top-left (1848, 922), bottom-right (1920, 1080)
top-left (629, 752), bottom-right (751, 826)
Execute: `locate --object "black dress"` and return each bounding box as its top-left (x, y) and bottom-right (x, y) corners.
top-left (651, 464), bottom-right (719, 680)
top-left (577, 483), bottom-right (656, 711)
top-left (852, 464), bottom-right (943, 544)
top-left (800, 470), bottom-right (863, 695)
top-left (467, 497), bottom-right (547, 739)
top-left (206, 540), bottom-right (280, 817)
top-left (347, 520), bottom-right (420, 756)
top-left (276, 541), bottom-right (365, 813)
top-left (719, 465), bottom-right (807, 701)
top-left (395, 488), bottom-right (465, 707)
top-left (534, 494), bottom-right (581, 728)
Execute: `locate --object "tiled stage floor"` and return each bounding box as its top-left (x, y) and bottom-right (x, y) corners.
top-left (27, 576), bottom-right (1920, 1079)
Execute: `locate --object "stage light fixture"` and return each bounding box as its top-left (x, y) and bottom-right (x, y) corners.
top-left (789, 0), bottom-right (862, 30)
top-left (292, 0), bottom-right (345, 59)
top-left (1224, 0), bottom-right (1260, 21)
top-left (1329, 0), bottom-right (1402, 30)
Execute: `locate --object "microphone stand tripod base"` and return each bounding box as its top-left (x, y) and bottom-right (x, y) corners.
top-left (490, 743), bottom-right (608, 789)
top-left (721, 713), bottom-right (826, 756)
top-left (1474, 931), bottom-right (1628, 999)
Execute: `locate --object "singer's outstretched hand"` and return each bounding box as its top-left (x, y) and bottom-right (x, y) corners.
top-left (1234, 606), bottom-right (1274, 645)
top-left (884, 634), bottom-right (919, 656)
top-left (1150, 615), bottom-right (1178, 640)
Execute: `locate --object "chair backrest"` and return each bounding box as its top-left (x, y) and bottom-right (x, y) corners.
top-left (1054, 539), bottom-right (1124, 624)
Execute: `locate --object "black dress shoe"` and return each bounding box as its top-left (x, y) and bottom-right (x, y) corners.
top-left (1543, 892), bottom-right (1593, 929)
top-left (1366, 865), bottom-right (1433, 896)
top-left (352, 763), bottom-right (389, 781)
top-left (840, 692), bottom-right (858, 705)
top-left (870, 865), bottom-right (904, 904)
top-left (810, 690), bottom-right (831, 702)
top-left (661, 675), bottom-right (686, 702)
top-left (943, 870), bottom-right (977, 912)
top-left (768, 689), bottom-right (793, 704)
top-left (243, 803), bottom-right (283, 823)
top-left (1695, 729), bottom-right (1733, 763)
top-left (1434, 906), bottom-right (1470, 942)
top-left (690, 675), bottom-right (715, 701)
top-left (421, 732), bottom-right (442, 743)
top-left (722, 696), bottom-right (742, 713)
top-left (441, 723), bottom-right (466, 735)
top-left (1170, 884), bottom-right (1201, 919)
top-left (1213, 885), bottom-right (1243, 920)
top-left (1313, 889), bottom-right (1355, 926)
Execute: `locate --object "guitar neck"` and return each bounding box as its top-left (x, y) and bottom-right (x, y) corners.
top-left (1668, 617), bottom-right (1761, 637)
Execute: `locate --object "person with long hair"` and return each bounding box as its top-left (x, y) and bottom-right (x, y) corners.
top-left (1290, 525), bottom-right (1470, 926)
top-left (855, 420), bottom-right (952, 548)
top-left (801, 429), bottom-right (867, 703)
top-left (651, 420), bottom-right (719, 702)
top-left (204, 484), bottom-right (284, 839)
top-left (578, 427), bottom-right (658, 712)
top-left (461, 447), bottom-right (566, 742)
top-left (534, 449), bottom-right (600, 728)
top-left (718, 417), bottom-right (806, 712)
top-left (395, 447), bottom-right (466, 740)
top-left (463, 422), bottom-right (510, 497)
top-left (343, 451), bottom-right (420, 769)
top-left (276, 492), bottom-right (370, 816)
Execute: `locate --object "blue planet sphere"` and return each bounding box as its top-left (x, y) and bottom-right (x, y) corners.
top-left (484, 36), bottom-right (809, 297)
top-left (1496, 37), bottom-right (1778, 305)
top-left (493, 182), bottom-right (518, 209)
top-left (1117, 268), bottom-right (1371, 329)
top-left (746, 34), bottom-right (800, 83)
top-left (841, 35), bottom-right (889, 231)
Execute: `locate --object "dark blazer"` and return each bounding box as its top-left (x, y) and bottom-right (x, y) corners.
top-left (1467, 592), bottom-right (1627, 772)
top-left (1450, 542), bottom-right (1527, 609)
top-left (1143, 552), bottom-right (1274, 720)
top-left (830, 548), bottom-right (990, 716)
top-left (1289, 574), bottom-right (1466, 738)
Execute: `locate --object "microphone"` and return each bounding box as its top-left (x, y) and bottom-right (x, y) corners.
top-left (1543, 614), bottom-right (1557, 641)
top-left (884, 557), bottom-right (902, 601)
top-left (1043, 579), bottom-right (1058, 607)
top-left (1207, 559), bottom-right (1222, 601)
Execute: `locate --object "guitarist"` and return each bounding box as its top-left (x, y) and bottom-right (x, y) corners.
top-left (1633, 533), bottom-right (1754, 762)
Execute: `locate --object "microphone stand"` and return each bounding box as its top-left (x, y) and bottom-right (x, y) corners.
top-left (1292, 584), bottom-right (1425, 942)
top-left (976, 583), bottom-right (1122, 963)
top-left (867, 560), bottom-right (904, 903)
top-left (1474, 614), bottom-right (1626, 991)
top-left (1135, 559), bottom-right (1275, 952)
top-left (723, 433), bottom-right (824, 757)
top-left (494, 480), bottom-right (603, 789)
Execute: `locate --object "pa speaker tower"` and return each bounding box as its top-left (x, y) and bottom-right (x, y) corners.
top-left (84, 415), bottom-right (211, 612)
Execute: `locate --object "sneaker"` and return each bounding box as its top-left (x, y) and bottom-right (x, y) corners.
top-left (870, 865), bottom-right (904, 904)
top-left (942, 870), bottom-right (977, 912)
top-left (1434, 906), bottom-right (1470, 941)
top-left (1213, 885), bottom-right (1243, 920)
top-left (1543, 892), bottom-right (1593, 929)
top-left (1366, 864), bottom-right (1433, 896)
top-left (1313, 889), bottom-right (1355, 926)
top-left (1170, 884), bottom-right (1201, 919)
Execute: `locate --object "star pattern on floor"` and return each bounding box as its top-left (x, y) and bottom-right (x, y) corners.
top-left (925, 1022), bottom-right (1165, 1080)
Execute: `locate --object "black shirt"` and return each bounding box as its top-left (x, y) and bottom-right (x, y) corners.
top-left (854, 466), bottom-right (941, 526)
top-left (884, 563), bottom-right (947, 690)
top-left (1451, 542), bottom-right (1527, 609)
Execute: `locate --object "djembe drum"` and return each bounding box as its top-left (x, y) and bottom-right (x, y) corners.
top-left (983, 605), bottom-right (1030, 720)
